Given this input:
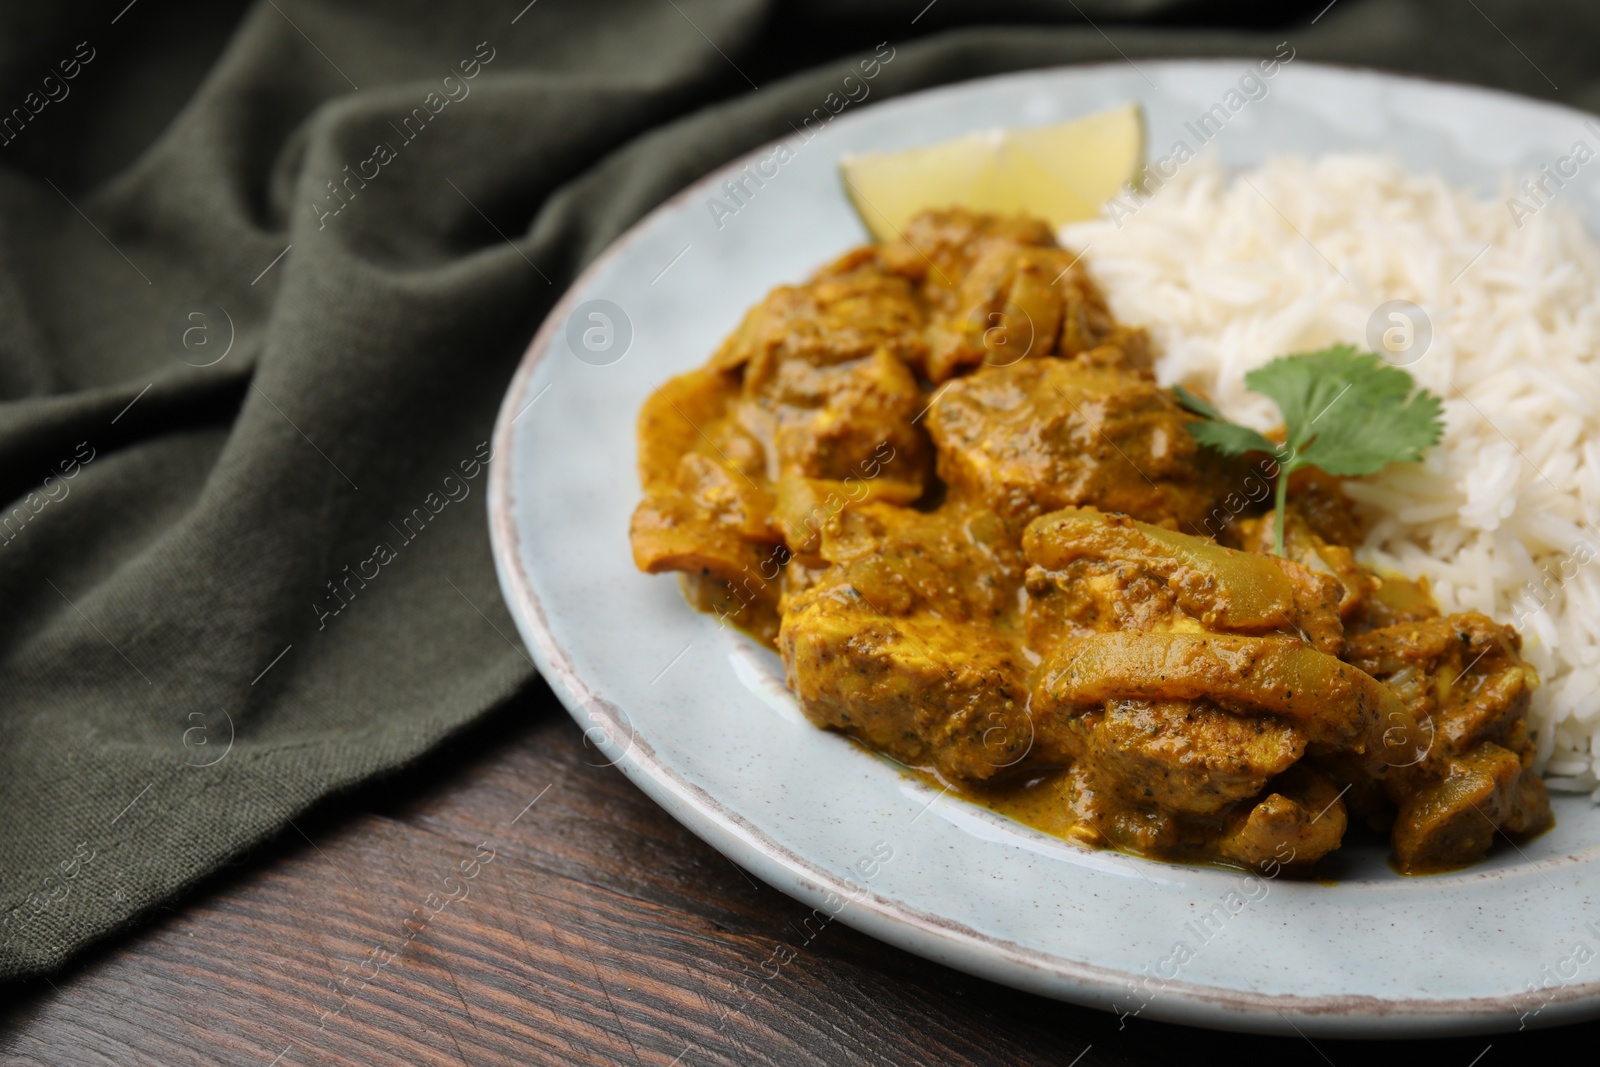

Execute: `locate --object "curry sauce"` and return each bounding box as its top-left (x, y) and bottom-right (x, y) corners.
top-left (630, 208), bottom-right (1552, 875)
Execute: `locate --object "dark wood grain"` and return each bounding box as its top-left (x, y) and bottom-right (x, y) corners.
top-left (1, 679), bottom-right (1595, 1066)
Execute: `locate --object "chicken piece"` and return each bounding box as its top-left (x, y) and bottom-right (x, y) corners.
top-left (801, 502), bottom-right (1024, 621)
top-left (1023, 544), bottom-right (1181, 654)
top-left (1058, 761), bottom-right (1185, 856)
top-left (1216, 765), bottom-right (1347, 869)
top-left (1340, 612), bottom-right (1551, 871)
top-left (781, 599), bottom-right (1035, 779)
top-left (710, 246), bottom-right (927, 375)
top-left (877, 208), bottom-right (1058, 317)
top-left (630, 368), bottom-right (784, 642)
top-left (1342, 613), bottom-right (1539, 765)
top-left (925, 354), bottom-right (1237, 531)
top-left (1037, 681), bottom-right (1313, 855)
top-left (710, 244), bottom-right (937, 497)
top-left (1389, 743), bottom-right (1524, 874)
top-left (879, 208), bottom-right (1143, 381)
top-left (778, 502), bottom-right (1033, 780)
top-left (771, 465), bottom-right (918, 557)
top-left (922, 243), bottom-right (1132, 383)
top-left (1054, 704), bottom-right (1351, 866)
top-left (1021, 507), bottom-right (1345, 655)
top-left (1059, 698), bottom-right (1306, 816)
top-left (716, 247), bottom-right (935, 512)
top-left (743, 348), bottom-right (932, 501)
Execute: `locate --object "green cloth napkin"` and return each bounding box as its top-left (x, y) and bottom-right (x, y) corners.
top-left (2, 0), bottom-right (1596, 980)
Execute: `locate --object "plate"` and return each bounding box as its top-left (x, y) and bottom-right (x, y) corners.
top-left (488, 61), bottom-right (1600, 1036)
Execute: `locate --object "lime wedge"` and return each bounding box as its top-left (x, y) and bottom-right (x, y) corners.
top-left (839, 102), bottom-right (1145, 241)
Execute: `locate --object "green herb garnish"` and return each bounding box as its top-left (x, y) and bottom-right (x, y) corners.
top-left (1174, 345), bottom-right (1445, 556)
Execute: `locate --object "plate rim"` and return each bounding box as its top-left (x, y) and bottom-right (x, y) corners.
top-left (487, 58), bottom-right (1600, 1037)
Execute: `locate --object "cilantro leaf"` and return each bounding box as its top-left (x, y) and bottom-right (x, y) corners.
top-left (1176, 344), bottom-right (1444, 554)
top-left (1174, 384), bottom-right (1280, 456)
top-left (1172, 384), bottom-right (1230, 424)
top-left (1186, 419), bottom-right (1281, 458)
top-left (1244, 345), bottom-right (1444, 477)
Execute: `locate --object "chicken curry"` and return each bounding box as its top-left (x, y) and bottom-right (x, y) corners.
top-left (629, 208), bottom-right (1552, 875)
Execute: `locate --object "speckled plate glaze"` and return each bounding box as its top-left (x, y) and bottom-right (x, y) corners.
top-left (489, 61), bottom-right (1600, 1036)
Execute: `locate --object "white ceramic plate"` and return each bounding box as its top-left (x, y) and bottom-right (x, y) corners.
top-left (488, 61), bottom-right (1600, 1037)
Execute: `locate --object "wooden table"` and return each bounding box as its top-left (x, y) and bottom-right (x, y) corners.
top-left (2, 680), bottom-right (1593, 1065)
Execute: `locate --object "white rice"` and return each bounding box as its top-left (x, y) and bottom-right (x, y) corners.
top-left (1063, 154), bottom-right (1600, 796)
